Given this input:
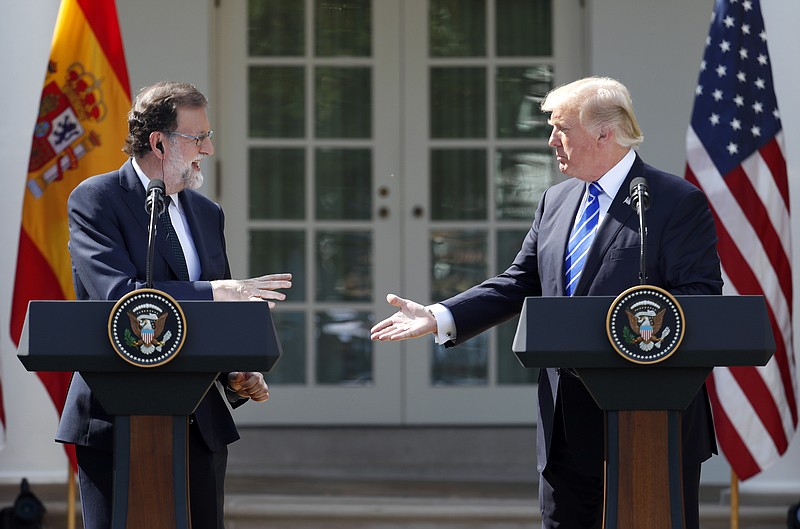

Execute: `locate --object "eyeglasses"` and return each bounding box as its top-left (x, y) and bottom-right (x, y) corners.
top-left (166, 130), bottom-right (214, 146)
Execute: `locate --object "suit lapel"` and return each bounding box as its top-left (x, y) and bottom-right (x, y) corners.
top-left (553, 180), bottom-right (585, 296)
top-left (119, 160), bottom-right (149, 232)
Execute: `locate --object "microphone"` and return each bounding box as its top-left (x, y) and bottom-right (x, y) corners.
top-left (145, 179), bottom-right (166, 289)
top-left (145, 178), bottom-right (166, 215)
top-left (629, 177), bottom-right (650, 213)
top-left (629, 177), bottom-right (649, 284)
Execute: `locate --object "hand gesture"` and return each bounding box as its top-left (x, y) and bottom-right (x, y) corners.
top-left (370, 294), bottom-right (437, 341)
top-left (211, 273), bottom-right (292, 307)
top-left (227, 371), bottom-right (269, 402)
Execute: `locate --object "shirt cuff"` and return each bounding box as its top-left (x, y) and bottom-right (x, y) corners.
top-left (427, 303), bottom-right (456, 345)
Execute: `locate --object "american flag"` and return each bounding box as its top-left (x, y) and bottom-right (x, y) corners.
top-left (685, 0), bottom-right (797, 480)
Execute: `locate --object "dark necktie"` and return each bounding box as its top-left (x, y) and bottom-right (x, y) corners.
top-left (564, 182), bottom-right (603, 296)
top-left (159, 196), bottom-right (190, 281)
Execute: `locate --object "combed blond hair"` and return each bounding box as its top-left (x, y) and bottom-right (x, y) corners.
top-left (541, 77), bottom-right (644, 149)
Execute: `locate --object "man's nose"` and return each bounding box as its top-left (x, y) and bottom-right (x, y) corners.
top-left (202, 138), bottom-right (215, 156)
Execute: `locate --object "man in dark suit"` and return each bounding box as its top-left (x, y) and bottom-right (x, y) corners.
top-left (56, 81), bottom-right (292, 529)
top-left (371, 76), bottom-right (721, 529)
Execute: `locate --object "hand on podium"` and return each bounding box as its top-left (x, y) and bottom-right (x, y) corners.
top-left (211, 273), bottom-right (292, 306)
top-left (227, 371), bottom-right (270, 402)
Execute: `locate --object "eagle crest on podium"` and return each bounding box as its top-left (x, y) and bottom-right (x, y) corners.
top-left (624, 307), bottom-right (671, 352)
top-left (127, 310), bottom-right (171, 354)
top-left (108, 289), bottom-right (186, 368)
top-left (607, 285), bottom-right (684, 365)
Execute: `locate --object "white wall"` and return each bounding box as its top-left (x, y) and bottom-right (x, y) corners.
top-left (587, 0), bottom-right (711, 176)
top-left (0, 0), bottom-right (798, 494)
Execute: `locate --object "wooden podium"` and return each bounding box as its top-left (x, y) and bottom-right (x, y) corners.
top-left (17, 299), bottom-right (282, 529)
top-left (512, 295), bottom-right (775, 529)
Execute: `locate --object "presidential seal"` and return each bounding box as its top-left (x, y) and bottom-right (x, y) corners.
top-left (108, 289), bottom-right (187, 368)
top-left (606, 285), bottom-right (685, 364)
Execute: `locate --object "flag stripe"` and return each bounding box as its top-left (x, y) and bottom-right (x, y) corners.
top-left (687, 137), bottom-right (793, 353)
top-left (715, 256), bottom-right (797, 438)
top-left (707, 273), bottom-right (781, 472)
top-left (76, 0), bottom-right (130, 100)
top-left (729, 364), bottom-right (788, 450)
top-left (9, 229), bottom-right (67, 346)
top-left (759, 138), bottom-right (789, 208)
top-left (710, 188), bottom-right (798, 430)
top-left (721, 261), bottom-right (793, 444)
top-left (724, 167), bottom-right (791, 303)
top-left (685, 0), bottom-right (797, 481)
top-left (714, 170), bottom-right (799, 428)
top-left (708, 372), bottom-right (770, 476)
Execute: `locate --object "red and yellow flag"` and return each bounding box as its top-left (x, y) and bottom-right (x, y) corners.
top-left (9, 0), bottom-right (130, 464)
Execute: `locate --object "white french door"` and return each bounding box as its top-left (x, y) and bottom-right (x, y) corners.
top-left (216, 0), bottom-right (584, 424)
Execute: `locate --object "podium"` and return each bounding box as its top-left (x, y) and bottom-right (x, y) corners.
top-left (17, 299), bottom-right (282, 529)
top-left (512, 295), bottom-right (775, 529)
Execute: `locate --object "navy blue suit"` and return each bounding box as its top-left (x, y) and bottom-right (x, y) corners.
top-left (441, 154), bottom-right (721, 528)
top-left (56, 159), bottom-right (243, 529)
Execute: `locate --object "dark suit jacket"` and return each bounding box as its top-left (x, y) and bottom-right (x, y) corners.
top-left (442, 154), bottom-right (722, 476)
top-left (56, 159), bottom-right (242, 453)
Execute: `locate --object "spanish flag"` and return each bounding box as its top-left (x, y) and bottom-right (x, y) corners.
top-left (9, 0), bottom-right (130, 464)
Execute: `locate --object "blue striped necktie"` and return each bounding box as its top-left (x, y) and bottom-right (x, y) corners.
top-left (565, 182), bottom-right (603, 296)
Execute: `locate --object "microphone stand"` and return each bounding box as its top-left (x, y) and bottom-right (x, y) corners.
top-left (629, 177), bottom-right (649, 286)
top-left (146, 202), bottom-right (159, 289)
top-left (637, 196), bottom-right (647, 285)
top-left (144, 178), bottom-right (165, 290)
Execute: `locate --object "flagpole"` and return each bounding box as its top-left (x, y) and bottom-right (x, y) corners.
top-left (730, 470), bottom-right (739, 529)
top-left (68, 464), bottom-right (76, 529)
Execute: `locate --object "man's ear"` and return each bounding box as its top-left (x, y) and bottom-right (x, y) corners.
top-left (149, 131), bottom-right (165, 158)
top-left (597, 127), bottom-right (612, 143)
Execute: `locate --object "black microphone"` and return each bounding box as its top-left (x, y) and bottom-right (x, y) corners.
top-left (145, 179), bottom-right (166, 289)
top-left (145, 178), bottom-right (166, 215)
top-left (629, 177), bottom-right (650, 213)
top-left (629, 177), bottom-right (649, 284)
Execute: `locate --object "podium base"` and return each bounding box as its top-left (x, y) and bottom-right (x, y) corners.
top-left (113, 416), bottom-right (190, 529)
top-left (604, 410), bottom-right (685, 529)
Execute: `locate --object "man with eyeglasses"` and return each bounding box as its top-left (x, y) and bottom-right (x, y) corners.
top-left (56, 81), bottom-right (292, 529)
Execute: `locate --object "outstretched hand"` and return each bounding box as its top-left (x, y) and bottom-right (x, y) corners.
top-left (370, 294), bottom-right (437, 341)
